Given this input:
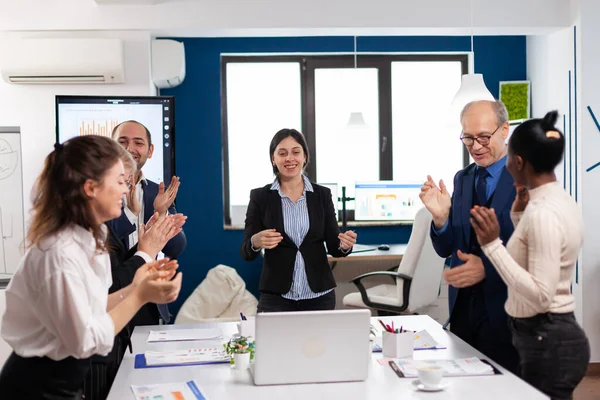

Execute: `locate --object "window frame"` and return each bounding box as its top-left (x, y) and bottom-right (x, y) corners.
top-left (221, 54), bottom-right (469, 226)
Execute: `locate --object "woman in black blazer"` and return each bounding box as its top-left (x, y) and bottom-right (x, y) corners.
top-left (241, 129), bottom-right (357, 312)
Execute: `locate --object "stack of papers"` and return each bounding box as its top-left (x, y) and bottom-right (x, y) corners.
top-left (144, 348), bottom-right (230, 367)
top-left (372, 330), bottom-right (446, 352)
top-left (131, 379), bottom-right (208, 399)
top-left (147, 328), bottom-right (222, 343)
top-left (413, 330), bottom-right (445, 350)
top-left (393, 357), bottom-right (495, 377)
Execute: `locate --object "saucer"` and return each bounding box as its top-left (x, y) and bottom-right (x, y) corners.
top-left (411, 379), bottom-right (449, 392)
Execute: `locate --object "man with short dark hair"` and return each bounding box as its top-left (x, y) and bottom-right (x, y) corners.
top-left (111, 120), bottom-right (187, 325)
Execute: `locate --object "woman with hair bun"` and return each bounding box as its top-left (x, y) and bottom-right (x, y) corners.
top-left (470, 110), bottom-right (589, 400)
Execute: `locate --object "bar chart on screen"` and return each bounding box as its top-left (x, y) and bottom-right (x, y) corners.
top-left (79, 118), bottom-right (119, 137)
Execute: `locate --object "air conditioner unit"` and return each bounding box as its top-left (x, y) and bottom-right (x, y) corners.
top-left (0, 38), bottom-right (125, 84)
top-left (151, 39), bottom-right (186, 89)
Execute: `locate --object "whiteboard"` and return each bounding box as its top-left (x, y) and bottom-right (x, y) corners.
top-left (0, 128), bottom-right (25, 276)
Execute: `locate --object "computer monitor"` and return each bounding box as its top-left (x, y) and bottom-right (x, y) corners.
top-left (354, 181), bottom-right (422, 221)
top-left (318, 182), bottom-right (339, 220)
top-left (55, 95), bottom-right (175, 184)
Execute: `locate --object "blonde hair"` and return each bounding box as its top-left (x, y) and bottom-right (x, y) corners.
top-left (117, 145), bottom-right (137, 176)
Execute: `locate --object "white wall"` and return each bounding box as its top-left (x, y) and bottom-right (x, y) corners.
top-left (527, 28), bottom-right (584, 323)
top-left (0, 0), bottom-right (571, 36)
top-left (527, 0), bottom-right (600, 362)
top-left (577, 0), bottom-right (600, 363)
top-left (0, 31), bottom-right (154, 211)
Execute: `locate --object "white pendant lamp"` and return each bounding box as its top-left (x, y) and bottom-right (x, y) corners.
top-left (450, 0), bottom-right (494, 113)
top-left (345, 36), bottom-right (368, 129)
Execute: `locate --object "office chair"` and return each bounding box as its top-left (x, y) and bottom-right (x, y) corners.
top-left (342, 207), bottom-right (446, 314)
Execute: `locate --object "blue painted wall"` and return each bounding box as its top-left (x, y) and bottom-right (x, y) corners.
top-left (161, 35), bottom-right (526, 315)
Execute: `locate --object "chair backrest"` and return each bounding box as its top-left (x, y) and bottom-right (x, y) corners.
top-left (395, 207), bottom-right (446, 311)
top-left (175, 264), bottom-right (258, 324)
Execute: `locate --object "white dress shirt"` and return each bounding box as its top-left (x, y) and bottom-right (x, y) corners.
top-left (123, 174), bottom-right (147, 249)
top-left (1, 224), bottom-right (115, 360)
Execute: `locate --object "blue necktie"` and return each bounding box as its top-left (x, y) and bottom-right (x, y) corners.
top-left (476, 167), bottom-right (489, 205)
top-left (158, 304), bottom-right (171, 324)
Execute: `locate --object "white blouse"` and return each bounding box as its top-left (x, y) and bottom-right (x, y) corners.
top-left (482, 182), bottom-right (583, 318)
top-left (1, 224), bottom-right (115, 360)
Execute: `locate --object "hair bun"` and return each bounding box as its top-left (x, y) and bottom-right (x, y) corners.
top-left (542, 110), bottom-right (559, 128)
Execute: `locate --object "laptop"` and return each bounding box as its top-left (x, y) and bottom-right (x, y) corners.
top-left (250, 309), bottom-right (371, 385)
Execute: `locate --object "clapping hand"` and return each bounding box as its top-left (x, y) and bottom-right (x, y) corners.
top-left (138, 213), bottom-right (185, 259)
top-left (443, 250), bottom-right (485, 288)
top-left (419, 175), bottom-right (451, 229)
top-left (512, 184), bottom-right (529, 213)
top-left (470, 206), bottom-right (500, 247)
top-left (154, 176), bottom-right (180, 216)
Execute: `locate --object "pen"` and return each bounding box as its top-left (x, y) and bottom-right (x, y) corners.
top-left (389, 360), bottom-right (405, 378)
top-left (378, 319), bottom-right (388, 331)
top-left (392, 321), bottom-right (395, 332)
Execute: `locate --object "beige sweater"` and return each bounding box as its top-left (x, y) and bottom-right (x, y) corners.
top-left (481, 181), bottom-right (583, 318)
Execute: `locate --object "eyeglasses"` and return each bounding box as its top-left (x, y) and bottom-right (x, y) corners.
top-left (460, 125), bottom-right (501, 146)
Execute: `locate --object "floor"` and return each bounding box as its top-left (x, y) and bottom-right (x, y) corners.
top-left (574, 376), bottom-right (600, 400)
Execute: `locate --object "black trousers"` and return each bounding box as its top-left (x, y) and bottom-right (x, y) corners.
top-left (450, 286), bottom-right (519, 374)
top-left (84, 333), bottom-right (128, 400)
top-left (510, 312), bottom-right (589, 400)
top-left (0, 352), bottom-right (90, 400)
top-left (257, 290), bottom-right (336, 313)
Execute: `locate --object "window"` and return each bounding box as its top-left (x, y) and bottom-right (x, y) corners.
top-left (391, 61), bottom-right (464, 194)
top-left (222, 55), bottom-right (468, 226)
top-left (314, 68), bottom-right (380, 200)
top-left (222, 60), bottom-right (302, 226)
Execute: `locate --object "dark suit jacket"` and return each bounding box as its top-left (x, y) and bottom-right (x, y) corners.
top-left (108, 178), bottom-right (185, 325)
top-left (241, 182), bottom-right (351, 294)
top-left (111, 179), bottom-right (187, 259)
top-left (91, 223), bottom-right (146, 366)
top-left (430, 163), bottom-right (516, 332)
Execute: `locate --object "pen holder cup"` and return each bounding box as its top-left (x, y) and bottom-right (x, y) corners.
top-left (382, 331), bottom-right (413, 359)
top-left (236, 320), bottom-right (255, 337)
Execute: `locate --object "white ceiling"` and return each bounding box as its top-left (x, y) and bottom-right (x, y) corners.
top-left (1, 0), bottom-right (574, 37)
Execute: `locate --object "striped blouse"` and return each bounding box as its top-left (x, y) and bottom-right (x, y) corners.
top-left (271, 176), bottom-right (333, 301)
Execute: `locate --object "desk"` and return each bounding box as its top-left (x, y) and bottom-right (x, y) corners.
top-left (328, 244), bottom-right (407, 263)
top-left (108, 315), bottom-right (548, 400)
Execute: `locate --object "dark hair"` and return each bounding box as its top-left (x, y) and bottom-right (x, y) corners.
top-left (28, 135), bottom-right (123, 251)
top-left (269, 128), bottom-right (310, 175)
top-left (508, 110), bottom-right (565, 173)
top-left (111, 120), bottom-right (152, 146)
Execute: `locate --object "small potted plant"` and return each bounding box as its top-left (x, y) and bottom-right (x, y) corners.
top-left (223, 335), bottom-right (255, 370)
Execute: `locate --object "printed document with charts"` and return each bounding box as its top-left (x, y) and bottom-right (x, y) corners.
top-left (394, 357), bottom-right (496, 377)
top-left (144, 348), bottom-right (229, 366)
top-left (147, 328), bottom-right (222, 342)
top-left (131, 380), bottom-right (208, 400)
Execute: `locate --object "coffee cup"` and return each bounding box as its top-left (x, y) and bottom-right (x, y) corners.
top-left (417, 365), bottom-right (443, 388)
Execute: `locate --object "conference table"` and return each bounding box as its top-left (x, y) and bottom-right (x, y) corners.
top-left (107, 315), bottom-right (548, 399)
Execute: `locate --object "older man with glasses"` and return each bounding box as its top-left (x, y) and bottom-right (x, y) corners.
top-left (419, 100), bottom-right (519, 374)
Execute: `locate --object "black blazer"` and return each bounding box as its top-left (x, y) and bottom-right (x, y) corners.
top-left (90, 224), bottom-right (146, 366)
top-left (241, 182), bottom-right (351, 294)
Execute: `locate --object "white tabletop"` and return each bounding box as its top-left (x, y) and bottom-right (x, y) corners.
top-left (107, 315), bottom-right (548, 400)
